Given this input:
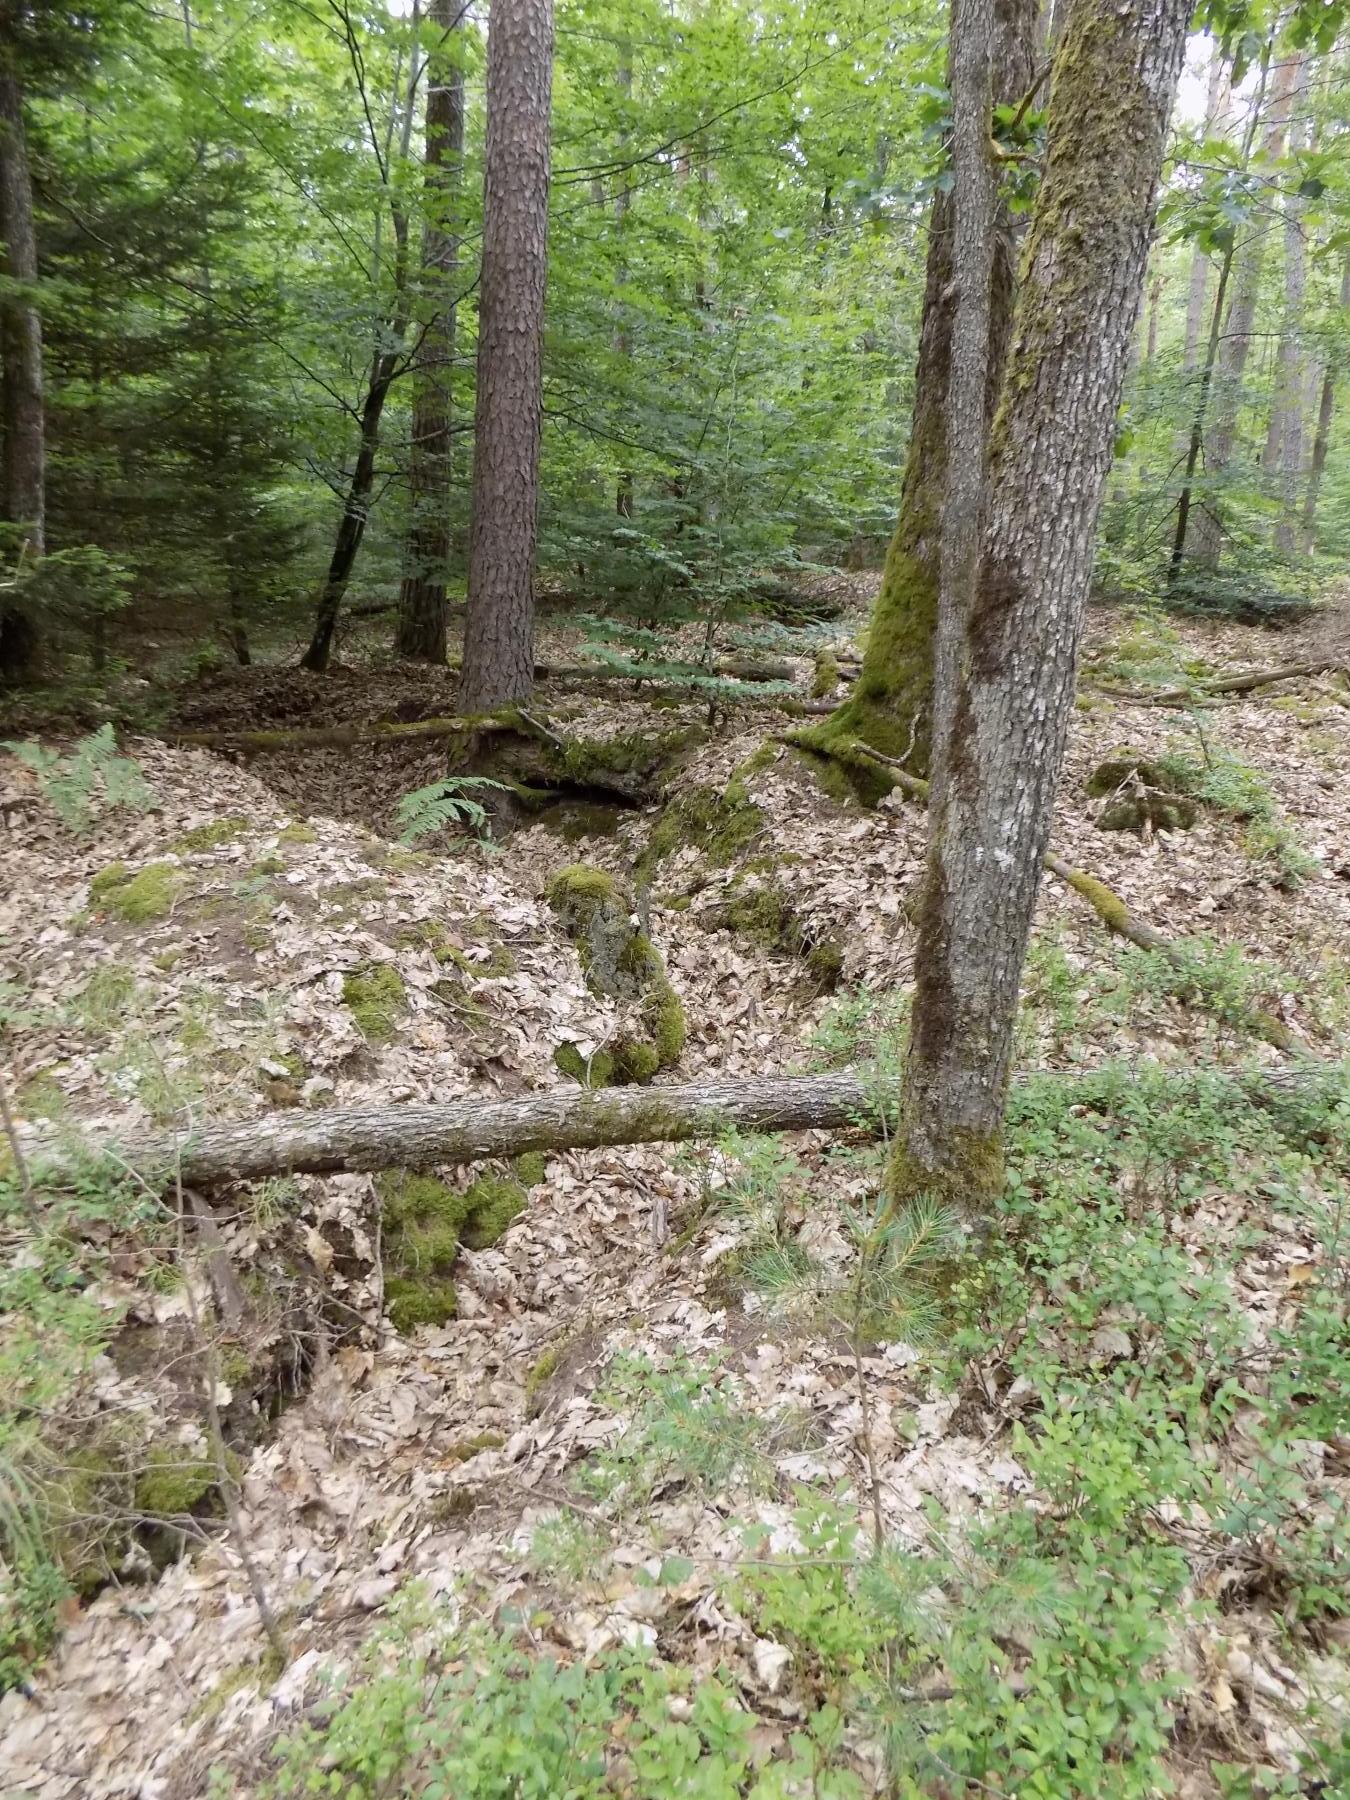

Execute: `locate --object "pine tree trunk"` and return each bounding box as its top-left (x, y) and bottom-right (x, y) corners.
top-left (0, 50), bottom-right (44, 680)
top-left (798, 0), bottom-right (1036, 779)
top-left (890, 0), bottom-right (1190, 1219)
top-left (1186, 50), bottom-right (1299, 569)
top-left (396, 0), bottom-right (464, 665)
top-left (458, 0), bottom-right (554, 714)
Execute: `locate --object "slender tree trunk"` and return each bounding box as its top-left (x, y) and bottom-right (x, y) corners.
top-left (614, 47), bottom-right (633, 521)
top-left (799, 0), bottom-right (1037, 778)
top-left (890, 0), bottom-right (1190, 1218)
top-left (1186, 49), bottom-right (1299, 568)
top-left (1301, 253), bottom-right (1350, 550)
top-left (458, 0), bottom-right (554, 714)
top-left (1268, 92), bottom-right (1308, 553)
top-left (302, 37), bottom-right (420, 674)
top-left (1182, 44), bottom-right (1229, 372)
top-left (0, 49), bottom-right (44, 680)
top-left (396, 0), bottom-right (465, 665)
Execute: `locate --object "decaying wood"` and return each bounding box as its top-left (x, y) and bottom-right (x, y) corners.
top-left (1100, 658), bottom-right (1345, 707)
top-left (168, 716), bottom-right (517, 757)
top-left (27, 1064), bottom-right (1342, 1188)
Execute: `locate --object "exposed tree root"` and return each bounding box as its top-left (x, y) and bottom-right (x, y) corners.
top-left (30, 1065), bottom-right (1342, 1187)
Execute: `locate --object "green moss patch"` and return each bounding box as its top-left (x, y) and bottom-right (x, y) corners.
top-left (88, 860), bottom-right (181, 924)
top-left (640, 772), bottom-right (765, 874)
top-left (277, 821), bottom-right (317, 846)
top-left (376, 1167), bottom-right (533, 1332)
top-left (547, 864), bottom-right (686, 1086)
top-left (172, 817), bottom-right (250, 854)
top-left (343, 963), bottom-right (407, 1045)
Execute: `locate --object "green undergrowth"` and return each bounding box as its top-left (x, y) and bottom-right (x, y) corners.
top-left (239, 1065), bottom-right (1350, 1796)
top-left (0, 1153), bottom-right (219, 1691)
top-left (1157, 744), bottom-right (1318, 885)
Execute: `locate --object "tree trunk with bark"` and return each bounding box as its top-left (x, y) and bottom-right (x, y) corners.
top-left (795, 0), bottom-right (1037, 781)
top-left (890, 0), bottom-right (1191, 1220)
top-left (0, 48), bottom-right (44, 681)
top-left (1301, 253), bottom-right (1350, 550)
top-left (1181, 44), bottom-right (1229, 373)
top-left (1266, 84), bottom-right (1308, 554)
top-left (1185, 49), bottom-right (1299, 569)
top-left (396, 0), bottom-right (465, 665)
top-left (458, 0), bottom-right (554, 714)
top-left (302, 36), bottom-right (421, 674)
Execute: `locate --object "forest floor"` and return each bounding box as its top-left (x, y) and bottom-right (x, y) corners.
top-left (2, 589), bottom-right (1349, 1799)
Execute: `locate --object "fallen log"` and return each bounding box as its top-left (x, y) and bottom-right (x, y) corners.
top-left (31, 1064), bottom-right (1343, 1187)
top-left (169, 716), bottom-right (513, 757)
top-left (1095, 658), bottom-right (1345, 707)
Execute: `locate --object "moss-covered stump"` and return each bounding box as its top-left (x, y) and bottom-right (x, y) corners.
top-left (376, 1165), bottom-right (539, 1332)
top-left (548, 865), bottom-right (686, 1086)
top-left (1086, 753), bottom-right (1197, 835)
top-left (703, 881), bottom-right (843, 991)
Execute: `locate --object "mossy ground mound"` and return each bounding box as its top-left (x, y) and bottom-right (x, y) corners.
top-left (704, 881), bottom-right (843, 991)
top-left (342, 963), bottom-right (408, 1045)
top-left (88, 860), bottom-right (182, 923)
top-left (377, 1166), bottom-right (537, 1333)
top-left (547, 864), bottom-right (686, 1086)
top-left (1086, 753), bottom-right (1197, 835)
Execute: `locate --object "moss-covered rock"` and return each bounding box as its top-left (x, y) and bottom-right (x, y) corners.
top-left (342, 963), bottom-right (407, 1044)
top-left (88, 860), bottom-right (181, 924)
top-left (172, 817), bottom-right (250, 854)
top-left (547, 864), bottom-right (686, 1086)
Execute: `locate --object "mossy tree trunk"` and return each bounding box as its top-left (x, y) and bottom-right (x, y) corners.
top-left (800, 0), bottom-right (1036, 780)
top-left (889, 0), bottom-right (1191, 1221)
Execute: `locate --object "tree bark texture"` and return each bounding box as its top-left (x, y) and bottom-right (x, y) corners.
top-left (396, 0), bottom-right (465, 665)
top-left (891, 0), bottom-right (1192, 1217)
top-left (795, 0), bottom-right (1036, 780)
top-left (27, 1065), bottom-right (1340, 1189)
top-left (458, 0), bottom-right (554, 714)
top-left (1266, 81), bottom-right (1308, 553)
top-left (1186, 50), bottom-right (1299, 568)
top-left (1301, 254), bottom-right (1350, 550)
top-left (0, 49), bottom-right (44, 681)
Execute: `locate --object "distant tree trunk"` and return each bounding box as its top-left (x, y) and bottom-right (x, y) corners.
top-left (1181, 44), bottom-right (1229, 373)
top-left (798, 0), bottom-right (1037, 778)
top-left (890, 0), bottom-right (1190, 1219)
top-left (396, 0), bottom-right (465, 665)
top-left (458, 0), bottom-right (554, 714)
top-left (1301, 252), bottom-right (1350, 551)
top-left (1185, 48), bottom-right (1299, 569)
top-left (302, 34), bottom-right (421, 675)
top-left (0, 51), bottom-right (44, 681)
top-left (1267, 93), bottom-right (1308, 554)
top-left (614, 48), bottom-right (633, 522)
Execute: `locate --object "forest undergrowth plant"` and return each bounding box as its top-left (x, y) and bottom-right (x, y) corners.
top-left (394, 775), bottom-right (510, 846)
top-left (1158, 740), bottom-right (1318, 885)
top-left (3, 725), bottom-right (152, 835)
